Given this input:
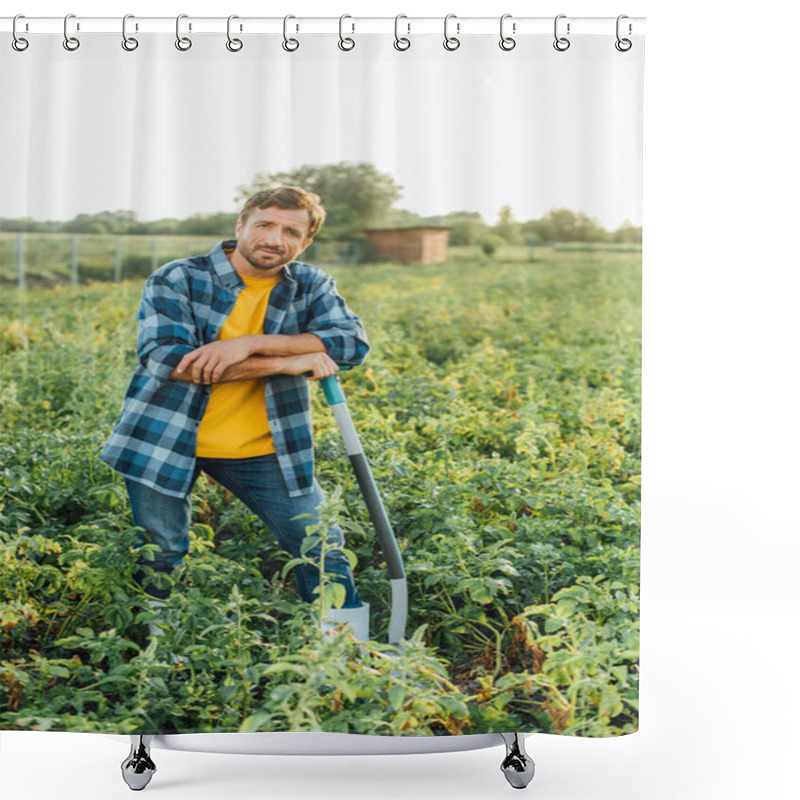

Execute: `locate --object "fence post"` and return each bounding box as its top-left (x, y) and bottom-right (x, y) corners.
top-left (34, 237), bottom-right (43, 280)
top-left (114, 236), bottom-right (122, 282)
top-left (151, 237), bottom-right (159, 273)
top-left (71, 234), bottom-right (79, 285)
top-left (16, 233), bottom-right (25, 289)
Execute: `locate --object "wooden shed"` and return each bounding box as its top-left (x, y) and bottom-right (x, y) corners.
top-left (362, 226), bottom-right (450, 264)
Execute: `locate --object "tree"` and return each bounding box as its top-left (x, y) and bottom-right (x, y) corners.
top-left (236, 162), bottom-right (403, 241)
top-left (612, 219), bottom-right (643, 244)
top-left (0, 217), bottom-right (56, 233)
top-left (575, 213), bottom-right (609, 243)
top-left (493, 205), bottom-right (524, 245)
top-left (144, 218), bottom-right (182, 236)
top-left (383, 208), bottom-right (425, 228)
top-left (520, 209), bottom-right (611, 244)
top-left (545, 208), bottom-right (579, 242)
top-left (422, 211), bottom-right (485, 246)
top-left (61, 210), bottom-right (139, 235)
top-left (180, 212), bottom-right (238, 237)
top-left (62, 213), bottom-right (111, 234)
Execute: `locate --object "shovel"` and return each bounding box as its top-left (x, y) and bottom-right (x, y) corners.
top-left (316, 368), bottom-right (408, 646)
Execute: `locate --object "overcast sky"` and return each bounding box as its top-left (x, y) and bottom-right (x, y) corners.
top-left (1, 32), bottom-right (643, 229)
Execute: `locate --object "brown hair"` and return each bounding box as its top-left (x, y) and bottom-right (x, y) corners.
top-left (238, 186), bottom-right (326, 239)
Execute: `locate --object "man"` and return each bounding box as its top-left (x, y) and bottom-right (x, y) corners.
top-left (101, 186), bottom-right (369, 635)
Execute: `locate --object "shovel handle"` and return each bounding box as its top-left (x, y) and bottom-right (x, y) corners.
top-left (304, 365), bottom-right (351, 407)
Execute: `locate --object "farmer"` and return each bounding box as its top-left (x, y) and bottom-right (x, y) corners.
top-left (100, 186), bottom-right (369, 635)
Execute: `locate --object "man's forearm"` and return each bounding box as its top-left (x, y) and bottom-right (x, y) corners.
top-left (169, 350), bottom-right (338, 384)
top-left (169, 334), bottom-right (327, 384)
top-left (247, 333), bottom-right (326, 357)
top-left (170, 355), bottom-right (289, 383)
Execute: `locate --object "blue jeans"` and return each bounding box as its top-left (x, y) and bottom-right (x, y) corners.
top-left (125, 454), bottom-right (361, 608)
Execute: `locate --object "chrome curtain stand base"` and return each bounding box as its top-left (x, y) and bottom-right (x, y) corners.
top-left (120, 732), bottom-right (535, 790)
top-left (500, 733), bottom-right (536, 789)
top-left (121, 735), bottom-right (156, 791)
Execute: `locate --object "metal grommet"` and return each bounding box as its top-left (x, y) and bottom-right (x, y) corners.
top-left (394, 14), bottom-right (410, 51)
top-left (12, 15), bottom-right (29, 51)
top-left (553, 14), bottom-right (570, 52)
top-left (338, 14), bottom-right (355, 51)
top-left (443, 14), bottom-right (460, 51)
top-left (176, 13), bottom-right (192, 51)
top-left (63, 13), bottom-right (80, 51)
top-left (121, 14), bottom-right (139, 51)
top-left (499, 13), bottom-right (516, 51)
top-left (226, 15), bottom-right (243, 52)
top-left (282, 15), bottom-right (299, 52)
top-left (615, 15), bottom-right (632, 52)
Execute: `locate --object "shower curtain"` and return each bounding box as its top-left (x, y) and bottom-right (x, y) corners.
top-left (0, 17), bottom-right (644, 741)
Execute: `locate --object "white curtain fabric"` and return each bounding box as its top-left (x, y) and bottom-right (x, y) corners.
top-left (2, 34), bottom-right (642, 229)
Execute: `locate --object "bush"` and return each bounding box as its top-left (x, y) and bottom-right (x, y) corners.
top-left (478, 234), bottom-right (506, 257)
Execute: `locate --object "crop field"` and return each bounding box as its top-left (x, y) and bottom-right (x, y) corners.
top-left (0, 248), bottom-right (641, 737)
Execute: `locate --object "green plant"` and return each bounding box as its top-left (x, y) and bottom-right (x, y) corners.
top-left (1, 252), bottom-right (641, 735)
top-left (280, 486), bottom-right (359, 628)
top-left (478, 234), bottom-right (506, 257)
top-left (513, 575), bottom-right (639, 735)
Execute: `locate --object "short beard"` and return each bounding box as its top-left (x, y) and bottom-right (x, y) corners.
top-left (241, 244), bottom-right (289, 272)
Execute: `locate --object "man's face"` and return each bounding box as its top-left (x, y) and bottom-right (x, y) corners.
top-left (233, 206), bottom-right (313, 278)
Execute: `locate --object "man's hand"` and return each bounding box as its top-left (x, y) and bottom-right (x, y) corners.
top-left (283, 352), bottom-right (339, 381)
top-left (174, 337), bottom-right (255, 384)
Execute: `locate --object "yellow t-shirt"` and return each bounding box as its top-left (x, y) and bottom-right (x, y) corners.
top-left (195, 272), bottom-right (280, 458)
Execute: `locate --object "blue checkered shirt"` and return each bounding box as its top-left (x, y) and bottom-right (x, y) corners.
top-left (100, 240), bottom-right (369, 498)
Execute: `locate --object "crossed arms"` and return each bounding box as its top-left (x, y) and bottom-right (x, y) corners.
top-left (138, 266), bottom-right (367, 387)
top-left (169, 334), bottom-right (338, 385)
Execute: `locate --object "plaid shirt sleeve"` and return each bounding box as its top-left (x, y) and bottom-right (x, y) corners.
top-left (303, 272), bottom-right (369, 366)
top-left (137, 269), bottom-right (202, 383)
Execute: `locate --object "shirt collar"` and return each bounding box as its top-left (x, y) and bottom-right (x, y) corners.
top-left (210, 239), bottom-right (298, 288)
top-left (208, 240), bottom-right (242, 289)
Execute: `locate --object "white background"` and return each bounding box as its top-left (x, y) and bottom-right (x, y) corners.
top-left (2, 1), bottom-right (798, 799)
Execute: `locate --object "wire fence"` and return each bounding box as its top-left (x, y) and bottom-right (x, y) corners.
top-left (0, 233), bottom-right (642, 290)
top-left (0, 233), bottom-right (366, 288)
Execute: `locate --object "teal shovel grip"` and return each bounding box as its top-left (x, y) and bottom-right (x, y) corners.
top-left (320, 374), bottom-right (345, 405)
top-left (318, 365), bottom-right (351, 406)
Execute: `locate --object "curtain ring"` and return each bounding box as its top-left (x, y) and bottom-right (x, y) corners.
top-left (338, 15), bottom-right (355, 51)
top-left (553, 14), bottom-right (570, 51)
top-left (499, 14), bottom-right (516, 51)
top-left (283, 15), bottom-right (299, 52)
top-left (63, 13), bottom-right (80, 51)
top-left (12, 15), bottom-right (29, 51)
top-left (176, 14), bottom-right (192, 51)
top-left (443, 14), bottom-right (460, 51)
top-left (394, 15), bottom-right (410, 51)
top-left (121, 14), bottom-right (139, 51)
top-left (226, 15), bottom-right (243, 51)
top-left (615, 15), bottom-right (632, 52)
